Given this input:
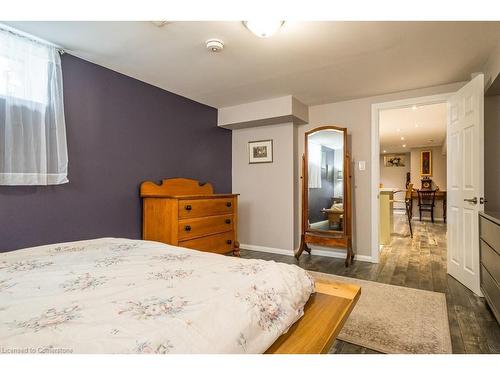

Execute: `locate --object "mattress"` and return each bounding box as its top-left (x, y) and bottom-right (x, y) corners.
top-left (0, 238), bottom-right (314, 354)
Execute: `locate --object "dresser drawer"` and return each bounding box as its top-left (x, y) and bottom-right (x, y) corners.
top-left (179, 198), bottom-right (235, 219)
top-left (481, 239), bottom-right (500, 283)
top-left (179, 231), bottom-right (234, 254)
top-left (480, 216), bottom-right (500, 252)
top-left (178, 214), bottom-right (233, 240)
top-left (481, 265), bottom-right (500, 322)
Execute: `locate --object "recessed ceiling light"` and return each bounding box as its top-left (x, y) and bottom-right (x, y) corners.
top-left (402, 144), bottom-right (406, 148)
top-left (412, 105), bottom-right (417, 111)
top-left (400, 136), bottom-right (405, 140)
top-left (415, 123), bottom-right (419, 128)
top-left (243, 21), bottom-right (284, 38)
top-left (383, 150), bottom-right (387, 153)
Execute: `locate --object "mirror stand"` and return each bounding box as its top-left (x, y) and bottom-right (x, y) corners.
top-left (295, 126), bottom-right (354, 267)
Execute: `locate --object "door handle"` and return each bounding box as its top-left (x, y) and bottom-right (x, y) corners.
top-left (480, 197), bottom-right (487, 204)
top-left (463, 197), bottom-right (478, 204)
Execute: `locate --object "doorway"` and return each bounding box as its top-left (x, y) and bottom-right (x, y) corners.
top-left (371, 75), bottom-right (485, 296)
top-left (371, 93), bottom-right (452, 263)
top-left (377, 101), bottom-right (448, 274)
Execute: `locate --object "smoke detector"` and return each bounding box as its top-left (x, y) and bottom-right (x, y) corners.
top-left (206, 39), bottom-right (224, 53)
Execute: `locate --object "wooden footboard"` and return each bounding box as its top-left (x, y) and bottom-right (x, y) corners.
top-left (265, 279), bottom-right (361, 354)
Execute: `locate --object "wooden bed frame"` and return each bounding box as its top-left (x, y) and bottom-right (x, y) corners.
top-left (266, 278), bottom-right (361, 354)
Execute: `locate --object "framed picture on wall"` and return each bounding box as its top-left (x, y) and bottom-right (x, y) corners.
top-left (420, 150), bottom-right (432, 176)
top-left (248, 139), bottom-right (273, 164)
top-left (383, 154), bottom-right (406, 167)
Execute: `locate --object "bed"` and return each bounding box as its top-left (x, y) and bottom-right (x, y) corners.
top-left (0, 238), bottom-right (359, 354)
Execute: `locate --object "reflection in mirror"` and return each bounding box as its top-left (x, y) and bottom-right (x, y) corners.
top-left (307, 129), bottom-right (344, 232)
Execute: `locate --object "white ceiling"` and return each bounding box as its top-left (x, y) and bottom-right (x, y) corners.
top-left (309, 130), bottom-right (344, 150)
top-left (3, 21), bottom-right (500, 108)
top-left (379, 102), bottom-right (447, 154)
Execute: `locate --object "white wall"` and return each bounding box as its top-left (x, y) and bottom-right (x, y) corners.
top-left (380, 153), bottom-right (410, 209)
top-left (232, 122), bottom-right (296, 252)
top-left (410, 146), bottom-right (447, 219)
top-left (301, 82), bottom-right (465, 257)
top-left (229, 82), bottom-right (464, 259)
top-left (380, 153), bottom-right (410, 190)
top-left (410, 146), bottom-right (447, 191)
top-left (218, 95), bottom-right (308, 129)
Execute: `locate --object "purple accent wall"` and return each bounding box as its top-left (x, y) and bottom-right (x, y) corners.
top-left (0, 54), bottom-right (231, 251)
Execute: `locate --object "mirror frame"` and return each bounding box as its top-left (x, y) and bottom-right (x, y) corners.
top-left (296, 125), bottom-right (354, 266)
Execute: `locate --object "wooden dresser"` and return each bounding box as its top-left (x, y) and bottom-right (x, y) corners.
top-left (479, 211), bottom-right (500, 324)
top-left (140, 178), bottom-right (240, 256)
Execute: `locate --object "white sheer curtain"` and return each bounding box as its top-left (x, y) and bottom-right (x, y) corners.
top-left (0, 28), bottom-right (68, 185)
top-left (308, 142), bottom-right (322, 189)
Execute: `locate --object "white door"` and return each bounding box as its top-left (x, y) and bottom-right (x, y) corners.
top-left (447, 74), bottom-right (484, 296)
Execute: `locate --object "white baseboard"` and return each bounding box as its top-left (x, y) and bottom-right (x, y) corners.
top-left (393, 210), bottom-right (407, 215)
top-left (240, 243), bottom-right (294, 256)
top-left (411, 217), bottom-right (445, 222)
top-left (240, 243), bottom-right (375, 263)
top-left (310, 247), bottom-right (375, 263)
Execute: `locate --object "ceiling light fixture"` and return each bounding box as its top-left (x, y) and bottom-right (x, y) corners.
top-left (402, 144), bottom-right (407, 148)
top-left (243, 21), bottom-right (284, 38)
top-left (412, 105), bottom-right (417, 111)
top-left (400, 136), bottom-right (405, 140)
top-left (383, 150), bottom-right (387, 153)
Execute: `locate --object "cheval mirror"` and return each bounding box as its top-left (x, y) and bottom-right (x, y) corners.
top-left (296, 126), bottom-right (354, 267)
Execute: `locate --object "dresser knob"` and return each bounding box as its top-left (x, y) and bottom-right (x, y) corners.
top-left (226, 240), bottom-right (232, 245)
top-left (226, 202), bottom-right (232, 207)
top-left (185, 205), bottom-right (192, 211)
top-left (225, 219), bottom-right (231, 224)
top-left (184, 225), bottom-right (191, 232)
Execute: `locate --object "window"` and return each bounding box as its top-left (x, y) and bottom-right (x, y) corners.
top-left (0, 28), bottom-right (68, 185)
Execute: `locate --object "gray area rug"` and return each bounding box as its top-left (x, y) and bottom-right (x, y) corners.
top-left (309, 271), bottom-right (452, 354)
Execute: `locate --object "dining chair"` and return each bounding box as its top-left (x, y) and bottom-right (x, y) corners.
top-left (416, 189), bottom-right (437, 223)
top-left (393, 183), bottom-right (413, 238)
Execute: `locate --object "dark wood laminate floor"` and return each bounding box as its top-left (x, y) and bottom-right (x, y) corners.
top-left (239, 214), bottom-right (500, 354)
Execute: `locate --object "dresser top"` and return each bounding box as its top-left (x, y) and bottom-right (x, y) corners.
top-left (140, 178), bottom-right (237, 198)
top-left (142, 193), bottom-right (239, 199)
top-left (480, 211), bottom-right (500, 226)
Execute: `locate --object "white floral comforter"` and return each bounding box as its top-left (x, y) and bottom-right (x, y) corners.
top-left (0, 238), bottom-right (314, 354)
